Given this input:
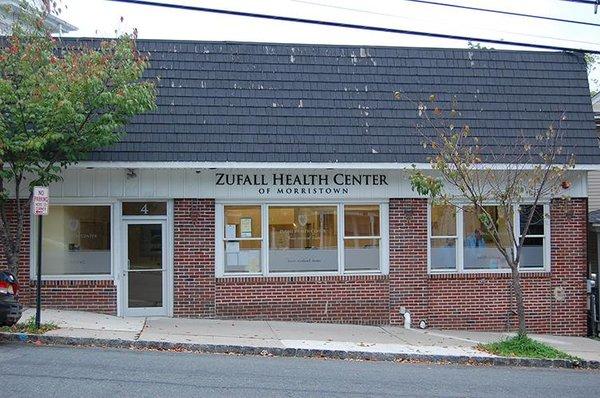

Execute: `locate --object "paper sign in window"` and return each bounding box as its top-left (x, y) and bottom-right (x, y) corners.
top-left (225, 224), bottom-right (237, 239)
top-left (240, 218), bottom-right (252, 238)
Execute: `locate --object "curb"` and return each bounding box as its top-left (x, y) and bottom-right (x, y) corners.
top-left (1, 332), bottom-right (599, 370)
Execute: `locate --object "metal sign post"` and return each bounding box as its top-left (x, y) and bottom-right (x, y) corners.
top-left (32, 186), bottom-right (49, 328)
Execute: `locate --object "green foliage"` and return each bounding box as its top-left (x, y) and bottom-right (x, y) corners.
top-left (409, 168), bottom-right (442, 198)
top-left (0, 4), bottom-right (156, 275)
top-left (478, 335), bottom-right (579, 361)
top-left (467, 41), bottom-right (493, 50)
top-left (0, 316), bottom-right (58, 334)
top-left (0, 10), bottom-right (156, 190)
top-left (585, 53), bottom-right (599, 94)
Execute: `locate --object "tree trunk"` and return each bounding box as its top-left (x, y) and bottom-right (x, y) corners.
top-left (5, 249), bottom-right (18, 277)
top-left (510, 264), bottom-right (527, 337)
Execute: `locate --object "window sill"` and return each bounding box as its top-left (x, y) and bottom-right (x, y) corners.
top-left (30, 275), bottom-right (114, 282)
top-left (216, 273), bottom-right (388, 283)
top-left (428, 270), bottom-right (550, 279)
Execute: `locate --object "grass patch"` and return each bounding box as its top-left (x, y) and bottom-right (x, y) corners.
top-left (0, 316), bottom-right (58, 334)
top-left (478, 335), bottom-right (579, 361)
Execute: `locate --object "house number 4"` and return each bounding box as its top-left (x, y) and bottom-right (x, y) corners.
top-left (140, 203), bottom-right (149, 215)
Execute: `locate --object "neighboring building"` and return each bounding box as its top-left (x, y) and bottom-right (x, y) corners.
top-left (587, 92), bottom-right (600, 280)
top-left (8, 40), bottom-right (599, 336)
top-left (0, 0), bottom-right (76, 34)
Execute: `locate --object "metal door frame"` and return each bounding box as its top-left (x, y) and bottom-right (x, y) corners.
top-left (119, 215), bottom-right (172, 317)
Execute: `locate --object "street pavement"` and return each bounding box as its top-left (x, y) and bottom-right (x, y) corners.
top-left (0, 343), bottom-right (598, 397)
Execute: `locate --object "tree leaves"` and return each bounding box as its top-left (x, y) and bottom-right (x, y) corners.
top-left (0, 5), bottom-right (156, 274)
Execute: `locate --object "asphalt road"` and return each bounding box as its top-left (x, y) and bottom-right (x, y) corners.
top-left (1, 343), bottom-right (598, 397)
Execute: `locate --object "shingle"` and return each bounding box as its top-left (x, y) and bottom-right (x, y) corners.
top-left (64, 39), bottom-right (600, 164)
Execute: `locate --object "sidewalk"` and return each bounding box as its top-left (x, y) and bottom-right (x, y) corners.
top-left (8, 308), bottom-right (600, 365)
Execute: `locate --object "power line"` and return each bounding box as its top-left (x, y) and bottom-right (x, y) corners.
top-left (288, 0), bottom-right (600, 47)
top-left (559, 0), bottom-right (599, 13)
top-left (106, 0), bottom-right (600, 54)
top-left (400, 0), bottom-right (600, 28)
top-left (559, 0), bottom-right (598, 4)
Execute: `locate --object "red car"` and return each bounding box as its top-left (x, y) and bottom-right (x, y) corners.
top-left (0, 271), bottom-right (21, 327)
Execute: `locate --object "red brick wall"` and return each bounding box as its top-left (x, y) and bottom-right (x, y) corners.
top-left (21, 280), bottom-right (117, 314)
top-left (215, 275), bottom-right (389, 324)
top-left (173, 198), bottom-right (215, 317)
top-left (389, 198), bottom-right (429, 325)
top-left (386, 198), bottom-right (588, 336)
top-left (549, 198), bottom-right (588, 335)
top-left (2, 196), bottom-right (588, 335)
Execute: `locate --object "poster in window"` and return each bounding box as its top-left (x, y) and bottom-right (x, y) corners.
top-left (226, 224), bottom-right (237, 239)
top-left (240, 218), bottom-right (252, 238)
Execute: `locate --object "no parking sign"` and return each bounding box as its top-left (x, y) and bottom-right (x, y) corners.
top-left (33, 186), bottom-right (49, 216)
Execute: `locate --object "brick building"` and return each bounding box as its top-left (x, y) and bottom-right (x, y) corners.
top-left (11, 40), bottom-right (600, 336)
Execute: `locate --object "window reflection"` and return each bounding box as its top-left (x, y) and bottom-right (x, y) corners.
top-left (269, 206), bottom-right (338, 272)
top-left (463, 206), bottom-right (511, 270)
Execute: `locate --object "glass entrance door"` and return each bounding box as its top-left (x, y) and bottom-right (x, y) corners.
top-left (123, 220), bottom-right (167, 316)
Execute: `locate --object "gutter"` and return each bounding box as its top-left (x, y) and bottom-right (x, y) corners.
top-left (70, 161), bottom-right (600, 171)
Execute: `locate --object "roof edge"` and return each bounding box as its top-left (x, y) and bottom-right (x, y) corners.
top-left (70, 161), bottom-right (600, 171)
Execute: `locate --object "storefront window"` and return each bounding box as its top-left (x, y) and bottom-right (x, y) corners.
top-left (41, 205), bottom-right (111, 276)
top-left (519, 205), bottom-right (545, 268)
top-left (463, 206), bottom-right (511, 270)
top-left (430, 205), bottom-right (457, 270)
top-left (219, 203), bottom-right (386, 276)
top-left (429, 203), bottom-right (549, 273)
top-left (344, 205), bottom-right (380, 271)
top-left (269, 206), bottom-right (338, 272)
top-left (223, 206), bottom-right (262, 273)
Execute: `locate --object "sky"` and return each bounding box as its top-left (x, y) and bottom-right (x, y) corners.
top-left (55, 0), bottom-right (600, 92)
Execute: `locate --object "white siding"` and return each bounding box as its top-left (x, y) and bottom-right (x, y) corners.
top-left (589, 171), bottom-right (600, 211)
top-left (7, 168), bottom-right (590, 201)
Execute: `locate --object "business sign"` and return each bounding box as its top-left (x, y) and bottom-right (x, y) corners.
top-left (215, 172), bottom-right (389, 197)
top-left (32, 186), bottom-right (49, 216)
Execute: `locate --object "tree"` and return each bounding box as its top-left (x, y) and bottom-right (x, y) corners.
top-left (405, 93), bottom-right (575, 337)
top-left (585, 53), bottom-right (598, 96)
top-left (0, 4), bottom-right (156, 276)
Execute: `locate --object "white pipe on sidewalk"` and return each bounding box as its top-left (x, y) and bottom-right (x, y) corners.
top-left (404, 311), bottom-right (411, 329)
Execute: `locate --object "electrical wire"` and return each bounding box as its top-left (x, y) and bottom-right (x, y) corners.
top-left (288, 0), bottom-right (600, 47)
top-left (559, 0), bottom-right (598, 5)
top-left (106, 0), bottom-right (600, 53)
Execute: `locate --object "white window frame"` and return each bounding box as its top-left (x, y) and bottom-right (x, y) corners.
top-left (215, 201), bottom-right (389, 277)
top-left (220, 204), bottom-right (264, 276)
top-left (30, 199), bottom-right (117, 281)
top-left (428, 205), bottom-right (460, 272)
top-left (516, 204), bottom-right (551, 270)
top-left (427, 202), bottom-right (550, 274)
top-left (343, 204), bottom-right (384, 273)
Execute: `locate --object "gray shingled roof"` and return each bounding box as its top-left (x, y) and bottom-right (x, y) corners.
top-left (78, 39), bottom-right (599, 164)
top-left (590, 209), bottom-right (600, 225)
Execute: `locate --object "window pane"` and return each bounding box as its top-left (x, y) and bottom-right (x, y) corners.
top-left (463, 206), bottom-right (511, 270)
top-left (127, 224), bottom-right (162, 270)
top-left (269, 206), bottom-right (338, 272)
top-left (224, 240), bottom-right (262, 273)
top-left (344, 205), bottom-right (380, 237)
top-left (431, 238), bottom-right (457, 270)
top-left (519, 205), bottom-right (544, 236)
top-left (344, 238), bottom-right (379, 270)
top-left (431, 205), bottom-right (456, 236)
top-left (42, 205), bottom-right (111, 275)
top-left (520, 237), bottom-right (544, 268)
top-left (224, 206), bottom-right (261, 238)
